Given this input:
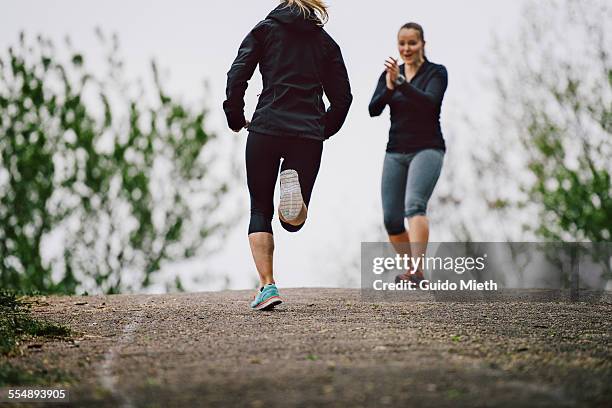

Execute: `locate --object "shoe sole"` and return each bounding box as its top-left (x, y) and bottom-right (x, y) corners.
top-left (279, 169), bottom-right (303, 222)
top-left (252, 296), bottom-right (282, 311)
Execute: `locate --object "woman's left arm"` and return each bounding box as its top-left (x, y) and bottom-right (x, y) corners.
top-left (223, 21), bottom-right (270, 132)
top-left (396, 66), bottom-right (448, 113)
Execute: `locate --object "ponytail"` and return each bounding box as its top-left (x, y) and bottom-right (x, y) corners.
top-left (283, 0), bottom-right (329, 25)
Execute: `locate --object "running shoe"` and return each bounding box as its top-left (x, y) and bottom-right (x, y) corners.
top-left (278, 169), bottom-right (304, 222)
top-left (410, 272), bottom-right (429, 289)
top-left (395, 272), bottom-right (429, 289)
top-left (250, 283), bottom-right (282, 311)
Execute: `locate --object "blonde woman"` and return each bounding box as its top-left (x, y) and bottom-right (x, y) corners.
top-left (224, 0), bottom-right (352, 310)
top-left (369, 22), bottom-right (448, 287)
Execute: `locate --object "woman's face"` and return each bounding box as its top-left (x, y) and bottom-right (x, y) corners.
top-left (398, 28), bottom-right (425, 65)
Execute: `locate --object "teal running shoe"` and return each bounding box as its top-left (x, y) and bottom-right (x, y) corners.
top-left (250, 283), bottom-right (282, 311)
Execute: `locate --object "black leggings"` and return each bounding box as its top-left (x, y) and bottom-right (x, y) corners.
top-left (246, 132), bottom-right (323, 234)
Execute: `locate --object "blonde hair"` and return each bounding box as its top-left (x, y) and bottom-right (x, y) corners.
top-left (283, 0), bottom-right (329, 25)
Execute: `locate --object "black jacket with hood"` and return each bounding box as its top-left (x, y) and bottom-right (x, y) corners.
top-left (223, 3), bottom-right (353, 140)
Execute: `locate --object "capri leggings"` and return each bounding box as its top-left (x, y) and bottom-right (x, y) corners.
top-left (246, 131), bottom-right (323, 234)
top-left (381, 148), bottom-right (444, 235)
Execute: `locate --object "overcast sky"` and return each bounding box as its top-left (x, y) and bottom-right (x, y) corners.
top-left (1, 0), bottom-right (529, 292)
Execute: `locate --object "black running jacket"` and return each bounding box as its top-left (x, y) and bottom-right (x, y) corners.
top-left (223, 4), bottom-right (353, 140)
top-left (369, 60), bottom-right (448, 153)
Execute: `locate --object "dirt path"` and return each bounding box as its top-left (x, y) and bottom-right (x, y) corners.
top-left (7, 289), bottom-right (612, 407)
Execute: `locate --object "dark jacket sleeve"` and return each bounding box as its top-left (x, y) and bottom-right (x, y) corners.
top-left (396, 66), bottom-right (448, 113)
top-left (368, 71), bottom-right (394, 117)
top-left (223, 21), bottom-right (269, 131)
top-left (320, 41), bottom-right (353, 139)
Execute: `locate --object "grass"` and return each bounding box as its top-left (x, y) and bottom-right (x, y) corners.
top-left (0, 290), bottom-right (72, 386)
top-left (446, 388), bottom-right (465, 400)
top-left (0, 362), bottom-right (71, 386)
top-left (1, 290), bottom-right (71, 354)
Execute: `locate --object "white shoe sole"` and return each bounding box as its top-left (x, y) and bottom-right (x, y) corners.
top-left (279, 169), bottom-right (303, 222)
top-left (253, 296), bottom-right (282, 311)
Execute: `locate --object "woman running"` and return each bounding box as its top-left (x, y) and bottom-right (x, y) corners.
top-left (223, 0), bottom-right (352, 310)
top-left (368, 22), bottom-right (447, 287)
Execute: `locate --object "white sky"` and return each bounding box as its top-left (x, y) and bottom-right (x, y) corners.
top-left (1, 0), bottom-right (529, 292)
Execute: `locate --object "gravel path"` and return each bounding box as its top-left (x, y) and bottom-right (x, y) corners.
top-left (7, 289), bottom-right (612, 407)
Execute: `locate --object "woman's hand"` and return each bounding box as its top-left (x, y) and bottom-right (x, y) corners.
top-left (231, 120), bottom-right (250, 133)
top-left (384, 57), bottom-right (399, 90)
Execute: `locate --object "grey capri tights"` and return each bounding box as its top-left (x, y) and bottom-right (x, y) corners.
top-left (381, 148), bottom-right (444, 235)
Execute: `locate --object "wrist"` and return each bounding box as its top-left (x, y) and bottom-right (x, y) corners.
top-left (394, 74), bottom-right (406, 87)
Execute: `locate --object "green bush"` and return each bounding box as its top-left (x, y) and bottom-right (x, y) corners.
top-left (0, 32), bottom-right (234, 294)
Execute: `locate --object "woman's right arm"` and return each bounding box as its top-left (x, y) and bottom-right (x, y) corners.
top-left (368, 72), bottom-right (394, 117)
top-left (223, 21), bottom-right (270, 131)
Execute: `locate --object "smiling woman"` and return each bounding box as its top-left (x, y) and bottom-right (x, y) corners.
top-left (369, 22), bottom-right (448, 289)
top-left (397, 22), bottom-right (427, 73)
